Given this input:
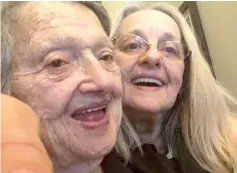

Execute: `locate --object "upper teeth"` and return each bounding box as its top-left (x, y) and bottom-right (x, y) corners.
top-left (81, 105), bottom-right (106, 114)
top-left (132, 78), bottom-right (163, 86)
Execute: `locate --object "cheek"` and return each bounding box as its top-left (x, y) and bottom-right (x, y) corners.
top-left (166, 62), bottom-right (184, 91)
top-left (11, 74), bottom-right (76, 120)
top-left (115, 54), bottom-right (137, 81)
top-left (115, 52), bottom-right (131, 69)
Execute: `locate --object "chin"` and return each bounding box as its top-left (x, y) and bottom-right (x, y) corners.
top-left (42, 120), bottom-right (118, 166)
top-left (86, 140), bottom-right (115, 159)
top-left (75, 119), bottom-right (118, 160)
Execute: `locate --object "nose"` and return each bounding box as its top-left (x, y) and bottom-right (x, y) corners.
top-left (138, 44), bottom-right (162, 68)
top-left (77, 55), bottom-right (115, 95)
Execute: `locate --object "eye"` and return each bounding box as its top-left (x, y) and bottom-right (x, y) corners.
top-left (48, 59), bottom-right (67, 68)
top-left (127, 43), bottom-right (139, 50)
top-left (44, 53), bottom-right (73, 79)
top-left (164, 47), bottom-right (176, 54)
top-left (123, 42), bottom-right (144, 52)
top-left (100, 54), bottom-right (114, 61)
top-left (160, 42), bottom-right (179, 56)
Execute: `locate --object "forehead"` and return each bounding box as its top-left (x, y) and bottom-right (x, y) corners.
top-left (119, 9), bottom-right (181, 40)
top-left (14, 2), bottom-right (105, 39)
top-left (10, 2), bottom-right (112, 67)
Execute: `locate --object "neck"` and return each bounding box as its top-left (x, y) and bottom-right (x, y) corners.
top-left (53, 156), bottom-right (103, 173)
top-left (125, 107), bottom-right (167, 153)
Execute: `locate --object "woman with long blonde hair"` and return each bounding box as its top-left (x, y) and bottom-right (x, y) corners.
top-left (111, 2), bottom-right (237, 173)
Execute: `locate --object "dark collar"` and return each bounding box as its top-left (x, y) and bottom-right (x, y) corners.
top-left (101, 151), bottom-right (134, 173)
top-left (129, 144), bottom-right (182, 173)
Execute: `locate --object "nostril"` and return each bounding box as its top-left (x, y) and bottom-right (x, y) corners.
top-left (142, 61), bottom-right (149, 65)
top-left (139, 55), bottom-right (162, 67)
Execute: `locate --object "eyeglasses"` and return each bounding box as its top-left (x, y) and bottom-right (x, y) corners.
top-left (112, 34), bottom-right (191, 61)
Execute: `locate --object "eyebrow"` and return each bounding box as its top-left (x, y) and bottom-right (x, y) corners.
top-left (32, 35), bottom-right (113, 62)
top-left (31, 36), bottom-right (80, 63)
top-left (47, 36), bottom-right (113, 50)
top-left (129, 29), bottom-right (148, 40)
top-left (158, 32), bottom-right (176, 43)
top-left (93, 37), bottom-right (114, 51)
top-left (128, 29), bottom-right (176, 43)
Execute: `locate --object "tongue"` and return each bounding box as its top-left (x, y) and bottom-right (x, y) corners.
top-left (72, 110), bottom-right (105, 122)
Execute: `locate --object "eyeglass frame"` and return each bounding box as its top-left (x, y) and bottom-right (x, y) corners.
top-left (112, 34), bottom-right (192, 61)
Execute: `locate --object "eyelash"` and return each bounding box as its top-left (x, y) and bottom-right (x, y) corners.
top-left (44, 49), bottom-right (114, 69)
top-left (47, 59), bottom-right (68, 68)
top-left (99, 53), bottom-right (114, 61)
top-left (98, 48), bottom-right (114, 59)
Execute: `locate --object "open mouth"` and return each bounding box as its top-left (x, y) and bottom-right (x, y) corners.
top-left (71, 105), bottom-right (108, 128)
top-left (132, 78), bottom-right (164, 87)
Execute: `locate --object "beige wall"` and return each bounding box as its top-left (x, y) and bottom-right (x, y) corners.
top-left (196, 2), bottom-right (237, 98)
top-left (144, 1), bottom-right (183, 8)
top-left (103, 1), bottom-right (237, 98)
top-left (102, 1), bottom-right (128, 21)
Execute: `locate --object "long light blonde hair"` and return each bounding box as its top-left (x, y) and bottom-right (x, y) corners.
top-left (110, 2), bottom-right (237, 173)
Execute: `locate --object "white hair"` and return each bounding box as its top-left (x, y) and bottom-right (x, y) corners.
top-left (1, 1), bottom-right (140, 162)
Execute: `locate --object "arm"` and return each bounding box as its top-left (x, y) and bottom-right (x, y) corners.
top-left (1, 94), bottom-right (53, 173)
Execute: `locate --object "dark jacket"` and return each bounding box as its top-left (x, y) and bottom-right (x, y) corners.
top-left (101, 144), bottom-right (182, 173)
top-left (101, 140), bottom-right (209, 173)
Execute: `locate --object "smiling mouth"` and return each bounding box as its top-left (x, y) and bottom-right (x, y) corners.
top-left (132, 78), bottom-right (164, 87)
top-left (71, 105), bottom-right (108, 128)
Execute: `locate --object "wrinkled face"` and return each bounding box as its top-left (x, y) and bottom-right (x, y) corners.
top-left (11, 2), bottom-right (122, 167)
top-left (114, 10), bottom-right (185, 118)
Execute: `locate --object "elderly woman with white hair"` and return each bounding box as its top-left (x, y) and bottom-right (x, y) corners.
top-left (1, 2), bottom-right (140, 173)
top-left (110, 2), bottom-right (237, 173)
